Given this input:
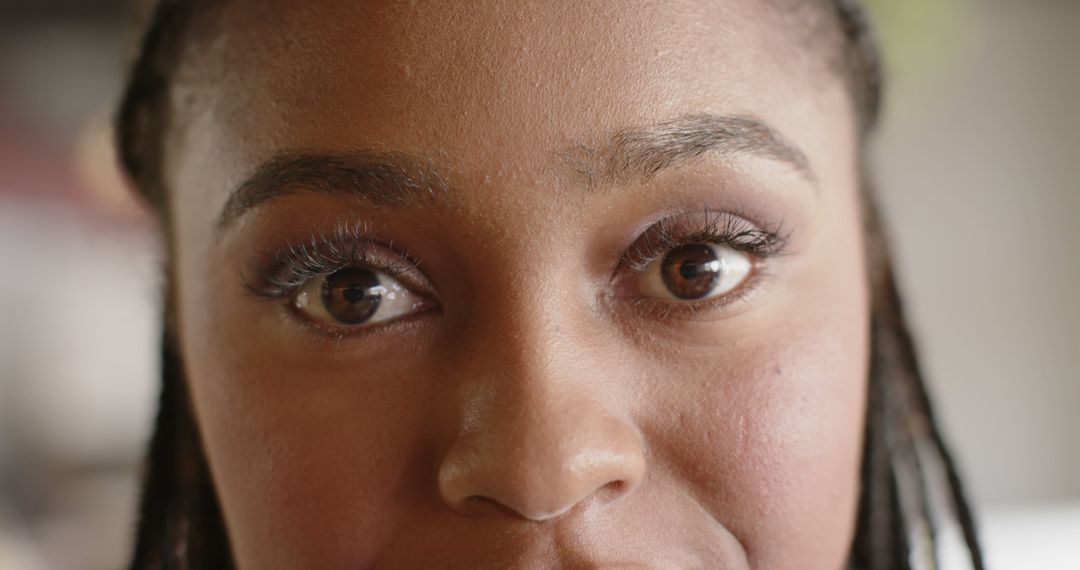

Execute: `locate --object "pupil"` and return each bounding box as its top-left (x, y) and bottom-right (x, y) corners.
top-left (679, 263), bottom-right (701, 280)
top-left (661, 244), bottom-right (722, 300)
top-left (321, 268), bottom-right (384, 324)
top-left (343, 284), bottom-right (367, 303)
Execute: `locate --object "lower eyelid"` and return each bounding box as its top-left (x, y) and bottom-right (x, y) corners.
top-left (623, 263), bottom-right (773, 321)
top-left (281, 295), bottom-right (440, 340)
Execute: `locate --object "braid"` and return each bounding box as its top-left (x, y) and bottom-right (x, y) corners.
top-left (115, 2), bottom-right (984, 569)
top-left (832, 0), bottom-right (883, 134)
top-left (857, 175), bottom-right (987, 569)
top-left (129, 331), bottom-right (233, 569)
top-left (116, 0), bottom-right (203, 217)
top-left (117, 3), bottom-right (235, 568)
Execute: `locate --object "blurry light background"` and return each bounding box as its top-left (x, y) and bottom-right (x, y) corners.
top-left (0, 0), bottom-right (1076, 568)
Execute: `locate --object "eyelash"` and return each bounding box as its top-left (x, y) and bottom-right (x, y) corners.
top-left (243, 221), bottom-right (420, 300)
top-left (243, 210), bottom-right (790, 316)
top-left (622, 209), bottom-right (789, 273)
top-left (615, 210), bottom-right (789, 317)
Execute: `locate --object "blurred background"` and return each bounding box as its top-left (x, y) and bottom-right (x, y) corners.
top-left (0, 0), bottom-right (1076, 568)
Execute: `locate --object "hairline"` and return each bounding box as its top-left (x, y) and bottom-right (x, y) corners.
top-left (116, 0), bottom-right (879, 217)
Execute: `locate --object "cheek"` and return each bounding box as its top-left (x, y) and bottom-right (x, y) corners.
top-left (643, 256), bottom-right (870, 568)
top-left (648, 319), bottom-right (868, 569)
top-left (178, 267), bottom-right (432, 568)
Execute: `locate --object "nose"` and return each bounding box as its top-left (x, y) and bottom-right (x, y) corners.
top-left (437, 384), bottom-right (646, 521)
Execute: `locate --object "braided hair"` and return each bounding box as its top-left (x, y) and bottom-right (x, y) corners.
top-left (115, 1), bottom-right (985, 568)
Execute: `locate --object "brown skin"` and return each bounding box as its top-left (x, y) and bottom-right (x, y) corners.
top-left (166, 1), bottom-right (868, 568)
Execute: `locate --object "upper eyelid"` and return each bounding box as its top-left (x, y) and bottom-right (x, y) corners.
top-left (620, 211), bottom-right (789, 273)
top-left (243, 210), bottom-right (788, 298)
top-left (243, 231), bottom-right (421, 299)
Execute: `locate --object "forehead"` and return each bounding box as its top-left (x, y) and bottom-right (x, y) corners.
top-left (168, 0), bottom-right (848, 217)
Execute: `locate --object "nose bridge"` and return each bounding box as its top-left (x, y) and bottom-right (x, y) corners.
top-left (453, 240), bottom-right (583, 385)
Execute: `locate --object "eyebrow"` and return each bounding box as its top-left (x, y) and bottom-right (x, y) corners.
top-left (217, 150), bottom-right (451, 230)
top-left (559, 113), bottom-right (811, 187)
top-left (216, 114), bottom-right (810, 231)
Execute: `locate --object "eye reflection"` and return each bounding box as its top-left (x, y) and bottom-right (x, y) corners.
top-left (640, 243), bottom-right (753, 301)
top-left (321, 267), bottom-right (385, 323)
top-left (292, 267), bottom-right (428, 327)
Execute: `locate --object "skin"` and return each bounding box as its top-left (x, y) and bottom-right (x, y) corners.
top-left (166, 0), bottom-right (868, 568)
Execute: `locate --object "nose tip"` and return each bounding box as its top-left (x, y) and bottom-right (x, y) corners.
top-left (437, 409), bottom-right (646, 521)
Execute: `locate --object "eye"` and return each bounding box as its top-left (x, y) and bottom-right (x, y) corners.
top-left (638, 243), bottom-right (754, 301)
top-left (292, 267), bottom-right (432, 327)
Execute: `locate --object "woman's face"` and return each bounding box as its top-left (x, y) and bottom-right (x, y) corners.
top-left (167, 0), bottom-right (869, 567)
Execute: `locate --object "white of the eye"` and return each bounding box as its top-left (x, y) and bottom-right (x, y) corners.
top-left (293, 271), bottom-right (423, 326)
top-left (639, 244), bottom-right (754, 301)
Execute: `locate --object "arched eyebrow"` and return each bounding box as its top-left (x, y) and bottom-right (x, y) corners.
top-left (216, 150), bottom-right (450, 230)
top-left (216, 114), bottom-right (811, 231)
top-left (559, 113), bottom-right (812, 187)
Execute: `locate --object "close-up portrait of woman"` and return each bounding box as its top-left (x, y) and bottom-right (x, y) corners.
top-left (2, 0), bottom-right (1079, 569)
top-left (113, 0), bottom-right (984, 567)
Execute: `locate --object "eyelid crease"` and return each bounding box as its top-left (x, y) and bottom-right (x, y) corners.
top-left (620, 208), bottom-right (790, 274)
top-left (242, 220), bottom-right (424, 299)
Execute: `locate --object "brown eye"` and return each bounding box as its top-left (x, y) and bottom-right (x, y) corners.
top-left (639, 243), bottom-right (753, 301)
top-left (292, 267), bottom-right (430, 327)
top-left (321, 268), bottom-right (384, 324)
top-left (661, 244), bottom-right (723, 300)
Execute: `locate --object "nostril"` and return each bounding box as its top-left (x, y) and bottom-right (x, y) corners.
top-left (465, 495), bottom-right (496, 509)
top-left (461, 494), bottom-right (570, 521)
top-left (597, 479), bottom-right (630, 502)
top-left (437, 398), bottom-right (648, 522)
top-left (460, 495), bottom-right (516, 518)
